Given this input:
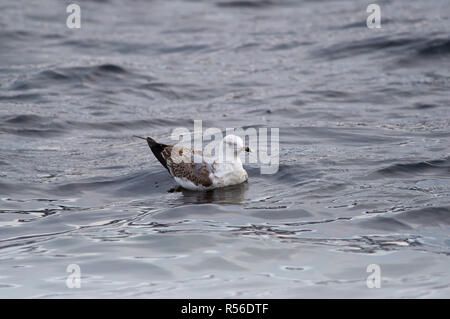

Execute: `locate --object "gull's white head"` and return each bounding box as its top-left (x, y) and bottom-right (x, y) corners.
top-left (222, 134), bottom-right (250, 156)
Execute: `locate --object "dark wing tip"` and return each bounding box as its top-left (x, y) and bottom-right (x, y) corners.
top-left (133, 135), bottom-right (157, 144)
top-left (134, 135), bottom-right (171, 170)
top-left (146, 137), bottom-right (158, 147)
top-left (147, 139), bottom-right (170, 170)
top-left (133, 135), bottom-right (157, 146)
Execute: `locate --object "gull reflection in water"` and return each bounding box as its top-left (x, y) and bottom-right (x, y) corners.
top-left (170, 182), bottom-right (249, 205)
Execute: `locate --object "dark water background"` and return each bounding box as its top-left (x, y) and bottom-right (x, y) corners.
top-left (0, 0), bottom-right (449, 298)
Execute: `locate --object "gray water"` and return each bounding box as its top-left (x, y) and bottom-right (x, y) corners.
top-left (0, 0), bottom-right (449, 298)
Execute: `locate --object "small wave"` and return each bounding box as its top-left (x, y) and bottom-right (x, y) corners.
top-left (1, 114), bottom-right (52, 125)
top-left (265, 41), bottom-right (313, 51)
top-left (358, 216), bottom-right (413, 231)
top-left (312, 37), bottom-right (450, 64)
top-left (8, 64), bottom-right (131, 91)
top-left (216, 0), bottom-right (274, 8)
top-left (312, 37), bottom-right (418, 60)
top-left (259, 163), bottom-right (319, 185)
top-left (65, 118), bottom-right (183, 132)
top-left (413, 103), bottom-right (439, 109)
top-left (416, 39), bottom-right (450, 57)
top-left (398, 206), bottom-right (450, 227)
top-left (94, 64), bottom-right (127, 74)
top-left (0, 30), bottom-right (32, 41)
top-left (396, 38), bottom-right (450, 65)
top-left (48, 170), bottom-right (172, 197)
top-left (0, 93), bottom-right (42, 102)
top-left (374, 158), bottom-right (450, 178)
top-left (39, 70), bottom-right (71, 81)
top-left (0, 128), bottom-right (65, 138)
top-left (0, 114), bottom-right (190, 137)
top-left (139, 82), bottom-right (223, 101)
top-left (157, 44), bottom-right (209, 55)
top-left (358, 206), bottom-right (450, 231)
top-left (247, 208), bottom-right (312, 220)
top-left (0, 114), bottom-right (66, 137)
top-left (302, 89), bottom-right (350, 99)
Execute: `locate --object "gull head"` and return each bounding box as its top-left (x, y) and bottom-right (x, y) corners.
top-left (222, 134), bottom-right (250, 156)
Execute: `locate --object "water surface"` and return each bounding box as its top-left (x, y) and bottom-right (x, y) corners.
top-left (0, 0), bottom-right (449, 298)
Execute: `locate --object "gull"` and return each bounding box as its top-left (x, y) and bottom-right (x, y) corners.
top-left (134, 134), bottom-right (250, 191)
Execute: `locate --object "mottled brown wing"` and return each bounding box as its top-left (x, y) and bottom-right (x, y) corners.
top-left (161, 146), bottom-right (214, 188)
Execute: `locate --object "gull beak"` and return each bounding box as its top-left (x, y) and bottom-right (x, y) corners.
top-left (244, 146), bottom-right (251, 153)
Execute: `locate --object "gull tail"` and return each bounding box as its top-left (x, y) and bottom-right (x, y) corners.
top-left (134, 135), bottom-right (170, 170)
top-left (133, 135), bottom-right (158, 146)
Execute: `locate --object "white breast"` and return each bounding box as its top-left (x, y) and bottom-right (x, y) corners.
top-left (211, 160), bottom-right (248, 188)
